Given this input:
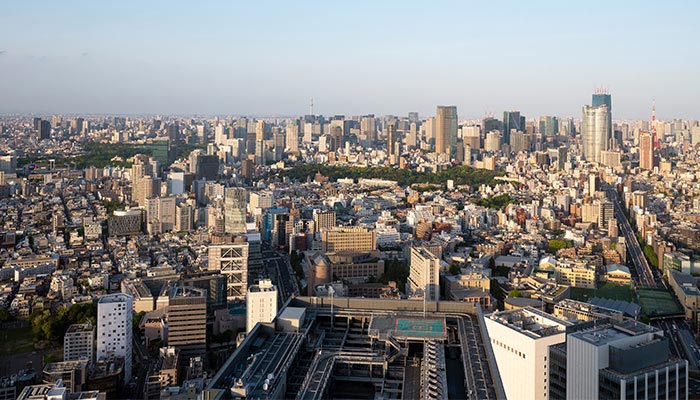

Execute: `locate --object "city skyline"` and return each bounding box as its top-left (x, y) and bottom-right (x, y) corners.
top-left (2, 1), bottom-right (700, 119)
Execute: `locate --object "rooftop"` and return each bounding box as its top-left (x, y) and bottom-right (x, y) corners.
top-left (43, 360), bottom-right (89, 373)
top-left (489, 306), bottom-right (570, 338)
top-left (66, 323), bottom-right (94, 334)
top-left (164, 283), bottom-right (206, 299)
top-left (97, 293), bottom-right (132, 304)
top-left (249, 279), bottom-right (277, 293)
top-left (570, 320), bottom-right (659, 347)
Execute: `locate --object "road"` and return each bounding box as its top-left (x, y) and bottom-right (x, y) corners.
top-left (605, 186), bottom-right (661, 289)
top-left (653, 319), bottom-right (700, 368)
top-left (604, 185), bottom-right (700, 368)
top-left (262, 249), bottom-right (299, 302)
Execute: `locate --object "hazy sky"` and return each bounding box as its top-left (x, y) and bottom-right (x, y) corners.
top-left (1, 0), bottom-right (699, 119)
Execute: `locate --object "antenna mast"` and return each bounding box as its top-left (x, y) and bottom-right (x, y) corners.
top-left (309, 97), bottom-right (314, 116)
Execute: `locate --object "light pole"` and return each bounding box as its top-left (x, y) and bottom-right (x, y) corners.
top-left (329, 286), bottom-right (335, 329)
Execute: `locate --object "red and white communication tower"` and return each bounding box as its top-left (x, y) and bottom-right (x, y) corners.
top-left (651, 99), bottom-right (659, 149)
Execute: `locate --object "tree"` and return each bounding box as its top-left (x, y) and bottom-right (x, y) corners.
top-left (508, 289), bottom-right (522, 298)
top-left (379, 259), bottom-right (409, 293)
top-left (448, 262), bottom-right (462, 275)
top-left (0, 308), bottom-right (10, 322)
top-left (470, 194), bottom-right (515, 210)
top-left (548, 239), bottom-right (572, 254)
top-left (643, 245), bottom-right (659, 269)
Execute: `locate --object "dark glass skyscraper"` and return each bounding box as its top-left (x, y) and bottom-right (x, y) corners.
top-left (592, 93), bottom-right (612, 109)
top-left (502, 111), bottom-right (525, 146)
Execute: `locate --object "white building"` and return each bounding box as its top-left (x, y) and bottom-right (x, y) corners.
top-left (97, 293), bottom-right (133, 383)
top-left (246, 279), bottom-right (278, 333)
top-left (375, 226), bottom-right (400, 247)
top-left (249, 192), bottom-right (273, 212)
top-left (64, 323), bottom-right (95, 364)
top-left (144, 196), bottom-right (176, 234)
top-left (484, 307), bottom-right (570, 400)
top-left (408, 246), bottom-right (441, 301)
top-left (564, 321), bottom-right (688, 400)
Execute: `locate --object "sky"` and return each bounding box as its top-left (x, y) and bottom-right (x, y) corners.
top-left (1, 0), bottom-right (699, 120)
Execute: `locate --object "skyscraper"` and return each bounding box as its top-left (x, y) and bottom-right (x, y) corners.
top-left (360, 115), bottom-right (377, 145)
top-left (224, 187), bottom-right (247, 234)
top-left (285, 120), bottom-right (299, 153)
top-left (592, 92), bottom-right (612, 109)
top-left (640, 131), bottom-right (655, 170)
top-left (582, 90), bottom-right (613, 164)
top-left (97, 293), bottom-right (133, 383)
top-left (538, 115), bottom-right (559, 137)
top-left (435, 106), bottom-right (457, 158)
top-left (502, 111), bottom-right (525, 146)
top-left (39, 120), bottom-right (51, 140)
top-left (582, 102), bottom-right (611, 164)
top-left (386, 123), bottom-right (398, 165)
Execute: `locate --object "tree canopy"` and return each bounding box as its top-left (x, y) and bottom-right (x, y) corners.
top-left (279, 164), bottom-right (503, 189)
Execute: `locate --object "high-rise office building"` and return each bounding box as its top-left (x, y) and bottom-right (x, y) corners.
top-left (484, 130), bottom-right (502, 152)
top-left (255, 120), bottom-right (266, 142)
top-left (249, 192), bottom-right (273, 212)
top-left (97, 293), bottom-right (133, 383)
top-left (175, 203), bottom-right (193, 232)
top-left (224, 187), bottom-right (247, 234)
top-left (592, 92), bottom-right (612, 111)
top-left (246, 279), bottom-right (278, 333)
top-left (285, 121), bottom-right (299, 153)
top-left (509, 131), bottom-right (532, 153)
top-left (208, 239), bottom-right (250, 299)
top-left (502, 111), bottom-right (525, 146)
top-left (360, 115), bottom-right (377, 144)
top-left (329, 126), bottom-right (343, 152)
top-left (189, 150), bottom-right (220, 180)
top-left (408, 246), bottom-right (441, 301)
top-left (485, 307), bottom-right (570, 400)
top-left (145, 196), bottom-right (176, 234)
top-left (39, 120), bottom-right (51, 140)
top-left (435, 106), bottom-right (458, 158)
top-left (483, 117), bottom-right (502, 135)
top-left (639, 131), bottom-right (655, 170)
top-left (550, 320), bottom-right (688, 400)
top-left (64, 323), bottom-right (95, 365)
top-left (386, 123), bottom-right (399, 165)
top-left (167, 123), bottom-right (180, 143)
top-left (538, 115), bottom-right (559, 137)
top-left (240, 158), bottom-right (254, 184)
top-left (582, 103), bottom-right (611, 164)
top-left (166, 286), bottom-right (207, 364)
top-left (313, 209), bottom-right (336, 233)
top-left (273, 131), bottom-right (285, 161)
